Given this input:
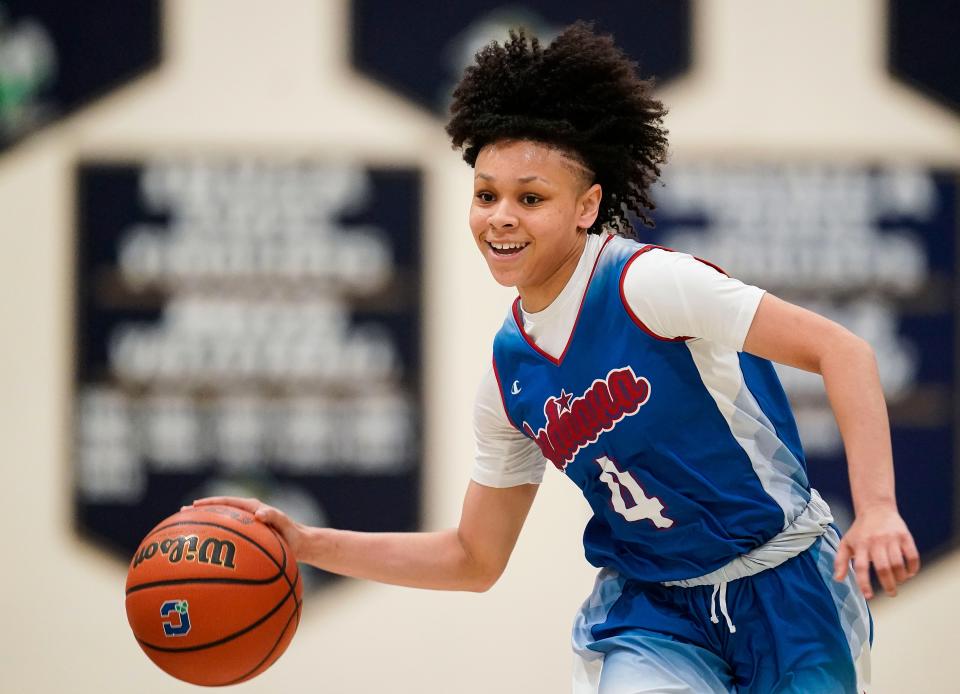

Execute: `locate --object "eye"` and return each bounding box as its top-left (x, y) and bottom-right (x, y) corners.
top-left (475, 191), bottom-right (495, 203)
top-left (521, 194), bottom-right (542, 205)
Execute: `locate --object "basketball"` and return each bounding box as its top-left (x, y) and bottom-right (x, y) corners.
top-left (125, 505), bottom-right (302, 686)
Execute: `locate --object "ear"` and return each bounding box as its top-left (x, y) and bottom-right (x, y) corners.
top-left (576, 183), bottom-right (602, 230)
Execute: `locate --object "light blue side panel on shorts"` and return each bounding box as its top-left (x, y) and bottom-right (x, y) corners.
top-left (572, 568), bottom-right (626, 660)
top-left (572, 569), bottom-right (735, 694)
top-left (811, 526), bottom-right (873, 690)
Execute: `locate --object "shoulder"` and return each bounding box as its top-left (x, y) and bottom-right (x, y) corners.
top-left (475, 365), bottom-right (516, 432)
top-left (620, 246), bottom-right (764, 347)
top-left (477, 365), bottom-right (503, 407)
top-left (473, 366), bottom-right (547, 487)
top-left (621, 245), bottom-right (737, 305)
top-left (623, 245), bottom-right (725, 282)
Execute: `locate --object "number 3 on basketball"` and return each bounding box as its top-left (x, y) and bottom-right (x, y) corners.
top-left (596, 456), bottom-right (673, 528)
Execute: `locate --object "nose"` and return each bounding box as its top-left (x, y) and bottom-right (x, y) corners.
top-left (488, 200), bottom-right (518, 230)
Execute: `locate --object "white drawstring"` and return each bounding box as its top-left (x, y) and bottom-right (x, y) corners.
top-left (709, 581), bottom-right (737, 634)
top-left (708, 584), bottom-right (720, 624)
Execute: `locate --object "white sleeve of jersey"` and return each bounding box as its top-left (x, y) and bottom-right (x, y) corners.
top-left (622, 248), bottom-right (766, 351)
top-left (471, 366), bottom-right (547, 488)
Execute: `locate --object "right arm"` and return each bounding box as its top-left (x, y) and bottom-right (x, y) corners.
top-left (194, 481), bottom-right (537, 593)
top-left (193, 367), bottom-right (545, 593)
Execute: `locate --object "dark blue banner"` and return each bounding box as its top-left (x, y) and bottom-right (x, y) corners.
top-left (75, 159), bottom-right (423, 586)
top-left (351, 0), bottom-right (690, 113)
top-left (0, 1), bottom-right (160, 151)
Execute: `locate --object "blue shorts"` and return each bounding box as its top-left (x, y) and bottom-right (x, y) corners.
top-left (572, 527), bottom-right (872, 693)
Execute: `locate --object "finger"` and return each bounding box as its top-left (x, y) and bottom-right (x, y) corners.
top-left (834, 540), bottom-right (852, 582)
top-left (887, 542), bottom-right (909, 584)
top-left (902, 534), bottom-right (921, 577)
top-left (870, 545), bottom-right (896, 597)
top-left (254, 509), bottom-right (280, 527)
top-left (853, 551), bottom-right (873, 599)
top-left (191, 496), bottom-right (263, 513)
top-left (254, 506), bottom-right (290, 526)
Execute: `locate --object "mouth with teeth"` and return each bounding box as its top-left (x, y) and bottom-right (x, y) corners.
top-left (488, 240), bottom-right (530, 256)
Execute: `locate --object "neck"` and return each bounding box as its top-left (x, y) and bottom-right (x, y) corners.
top-left (518, 233), bottom-right (588, 313)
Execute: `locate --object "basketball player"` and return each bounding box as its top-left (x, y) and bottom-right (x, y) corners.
top-left (194, 23), bottom-right (919, 693)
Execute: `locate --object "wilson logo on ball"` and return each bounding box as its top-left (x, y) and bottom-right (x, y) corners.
top-left (132, 535), bottom-right (238, 571)
top-left (160, 600), bottom-right (191, 637)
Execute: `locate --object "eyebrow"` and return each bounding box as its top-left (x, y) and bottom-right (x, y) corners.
top-left (475, 172), bottom-right (551, 184)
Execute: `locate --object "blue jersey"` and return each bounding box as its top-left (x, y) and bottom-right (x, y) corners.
top-left (491, 235), bottom-right (813, 583)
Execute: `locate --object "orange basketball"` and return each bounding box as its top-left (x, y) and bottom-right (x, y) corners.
top-left (125, 505), bottom-right (302, 686)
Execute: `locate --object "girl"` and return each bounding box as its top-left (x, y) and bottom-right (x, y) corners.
top-left (195, 23), bottom-right (918, 693)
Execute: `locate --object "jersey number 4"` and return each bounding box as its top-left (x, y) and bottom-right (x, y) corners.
top-left (596, 456), bottom-right (673, 528)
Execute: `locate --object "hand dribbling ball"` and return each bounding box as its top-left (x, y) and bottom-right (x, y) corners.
top-left (125, 505), bottom-right (302, 686)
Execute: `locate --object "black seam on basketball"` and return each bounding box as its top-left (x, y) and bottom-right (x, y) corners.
top-left (271, 536), bottom-right (302, 614)
top-left (266, 525), bottom-right (298, 594)
top-left (125, 575), bottom-right (281, 595)
top-left (273, 531), bottom-right (302, 612)
top-left (228, 600), bottom-right (300, 685)
top-left (223, 586), bottom-right (302, 685)
top-left (263, 524), bottom-right (302, 612)
top-left (136, 573), bottom-right (299, 653)
top-left (290, 569), bottom-right (303, 612)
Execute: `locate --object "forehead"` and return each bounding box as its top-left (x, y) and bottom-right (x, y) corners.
top-left (475, 140), bottom-right (587, 184)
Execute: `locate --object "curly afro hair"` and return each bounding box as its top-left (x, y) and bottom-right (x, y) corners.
top-left (446, 21), bottom-right (669, 235)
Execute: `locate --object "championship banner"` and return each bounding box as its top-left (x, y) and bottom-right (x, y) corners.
top-left (74, 159), bottom-right (423, 585)
top-left (351, 0), bottom-right (690, 114)
top-left (0, 1), bottom-right (160, 151)
top-left (650, 163), bottom-right (957, 558)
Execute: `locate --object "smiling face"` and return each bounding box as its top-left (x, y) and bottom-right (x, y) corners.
top-left (470, 140), bottom-right (602, 312)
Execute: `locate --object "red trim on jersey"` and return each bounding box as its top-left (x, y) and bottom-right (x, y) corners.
top-left (692, 255), bottom-right (729, 277)
top-left (619, 246), bottom-right (690, 342)
top-left (491, 356), bottom-right (522, 433)
top-left (512, 234), bottom-right (614, 367)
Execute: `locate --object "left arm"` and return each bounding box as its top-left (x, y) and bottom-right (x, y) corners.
top-left (742, 293), bottom-right (920, 598)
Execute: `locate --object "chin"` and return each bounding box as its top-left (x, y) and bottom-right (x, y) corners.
top-left (486, 265), bottom-right (521, 288)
